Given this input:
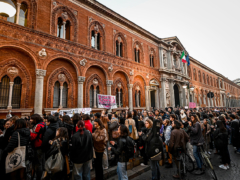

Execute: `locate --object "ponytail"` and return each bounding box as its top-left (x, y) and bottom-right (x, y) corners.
top-left (77, 120), bottom-right (85, 135)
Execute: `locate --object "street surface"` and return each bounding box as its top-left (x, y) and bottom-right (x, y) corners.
top-left (132, 145), bottom-right (240, 180)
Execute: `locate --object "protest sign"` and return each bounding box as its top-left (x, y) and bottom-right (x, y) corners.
top-left (189, 102), bottom-right (196, 108)
top-left (97, 94), bottom-right (117, 109)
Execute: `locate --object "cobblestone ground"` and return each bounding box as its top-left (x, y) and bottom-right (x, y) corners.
top-left (132, 145), bottom-right (240, 180)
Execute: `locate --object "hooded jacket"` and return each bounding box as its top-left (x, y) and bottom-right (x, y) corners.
top-left (42, 122), bottom-right (59, 152)
top-left (4, 128), bottom-right (30, 153)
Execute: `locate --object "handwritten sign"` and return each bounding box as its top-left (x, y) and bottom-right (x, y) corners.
top-left (189, 102), bottom-right (196, 108)
top-left (97, 94), bottom-right (117, 109)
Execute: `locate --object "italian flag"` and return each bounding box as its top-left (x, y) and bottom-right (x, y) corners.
top-left (181, 51), bottom-right (187, 63)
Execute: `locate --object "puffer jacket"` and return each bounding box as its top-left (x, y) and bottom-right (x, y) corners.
top-left (30, 122), bottom-right (46, 149)
top-left (92, 127), bottom-right (107, 152)
top-left (164, 125), bottom-right (172, 145)
top-left (111, 136), bottom-right (128, 162)
top-left (42, 122), bottom-right (59, 152)
top-left (4, 128), bottom-right (30, 153)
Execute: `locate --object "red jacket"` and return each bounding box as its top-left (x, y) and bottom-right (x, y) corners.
top-left (30, 122), bottom-right (45, 148)
top-left (75, 120), bottom-right (93, 133)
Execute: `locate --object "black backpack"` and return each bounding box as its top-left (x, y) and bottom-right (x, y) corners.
top-left (126, 136), bottom-right (135, 159)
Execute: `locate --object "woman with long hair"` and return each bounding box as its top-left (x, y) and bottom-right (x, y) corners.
top-left (92, 119), bottom-right (107, 180)
top-left (48, 127), bottom-right (69, 180)
top-left (188, 114), bottom-right (205, 175)
top-left (71, 120), bottom-right (93, 180)
top-left (61, 115), bottom-right (74, 139)
top-left (4, 119), bottom-right (30, 180)
top-left (101, 116), bottom-right (110, 170)
top-left (213, 119), bottom-right (230, 170)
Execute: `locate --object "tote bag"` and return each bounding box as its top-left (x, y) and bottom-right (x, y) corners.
top-left (45, 141), bottom-right (64, 174)
top-left (6, 132), bottom-right (26, 173)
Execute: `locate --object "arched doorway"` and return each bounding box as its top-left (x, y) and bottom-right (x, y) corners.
top-left (174, 84), bottom-right (180, 107)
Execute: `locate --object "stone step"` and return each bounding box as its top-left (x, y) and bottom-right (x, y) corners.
top-left (90, 158), bottom-right (145, 180)
top-left (106, 165), bottom-right (151, 180)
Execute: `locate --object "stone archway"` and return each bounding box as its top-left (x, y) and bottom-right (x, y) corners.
top-left (174, 84), bottom-right (180, 107)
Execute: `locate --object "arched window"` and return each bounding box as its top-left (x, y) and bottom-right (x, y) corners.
top-left (116, 88), bottom-right (123, 107)
top-left (65, 20), bottom-right (71, 40)
top-left (12, 77), bottom-right (22, 109)
top-left (19, 3), bottom-right (28, 27)
top-left (89, 85), bottom-right (94, 108)
top-left (62, 82), bottom-right (68, 108)
top-left (150, 55), bottom-right (154, 67)
top-left (134, 48), bottom-right (140, 63)
top-left (116, 37), bottom-right (123, 57)
top-left (89, 85), bottom-right (99, 108)
top-left (193, 69), bottom-right (196, 81)
top-left (207, 75), bottom-right (209, 85)
top-left (57, 18), bottom-right (64, 38)
top-left (198, 71), bottom-right (201, 82)
top-left (7, 0), bottom-right (17, 23)
top-left (203, 73), bottom-right (205, 83)
top-left (91, 30), bottom-right (101, 50)
top-left (187, 66), bottom-right (191, 78)
top-left (0, 76), bottom-right (10, 109)
top-left (133, 42), bottom-right (142, 63)
top-left (135, 89), bottom-right (141, 107)
top-left (53, 81), bottom-right (60, 108)
top-left (210, 77), bottom-right (212, 86)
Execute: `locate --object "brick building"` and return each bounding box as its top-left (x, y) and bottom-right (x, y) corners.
top-left (0, 0), bottom-right (239, 118)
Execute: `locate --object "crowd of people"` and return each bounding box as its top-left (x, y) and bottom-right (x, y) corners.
top-left (0, 107), bottom-right (240, 180)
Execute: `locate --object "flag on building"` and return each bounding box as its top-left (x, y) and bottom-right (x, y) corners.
top-left (181, 51), bottom-right (187, 63)
top-left (186, 54), bottom-right (190, 66)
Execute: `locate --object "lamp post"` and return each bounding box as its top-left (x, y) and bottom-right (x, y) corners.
top-left (0, 0), bottom-right (16, 17)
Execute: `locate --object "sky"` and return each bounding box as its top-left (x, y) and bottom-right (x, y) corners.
top-left (98, 0), bottom-right (240, 81)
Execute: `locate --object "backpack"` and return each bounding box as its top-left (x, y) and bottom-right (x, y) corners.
top-left (125, 136), bottom-right (135, 159)
top-left (127, 120), bottom-right (133, 133)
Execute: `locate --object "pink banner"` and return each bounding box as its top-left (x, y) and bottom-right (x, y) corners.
top-left (189, 102), bottom-right (196, 108)
top-left (97, 94), bottom-right (117, 109)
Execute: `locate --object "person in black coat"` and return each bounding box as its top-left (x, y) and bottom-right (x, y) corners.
top-left (230, 114), bottom-right (240, 153)
top-left (47, 127), bottom-right (69, 180)
top-left (109, 125), bottom-right (129, 179)
top-left (213, 120), bottom-right (230, 170)
top-left (42, 115), bottom-right (59, 156)
top-left (4, 119), bottom-right (30, 180)
top-left (61, 115), bottom-right (74, 139)
top-left (70, 120), bottom-right (93, 180)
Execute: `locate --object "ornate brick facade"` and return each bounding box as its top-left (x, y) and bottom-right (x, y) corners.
top-left (0, 0), bottom-right (239, 118)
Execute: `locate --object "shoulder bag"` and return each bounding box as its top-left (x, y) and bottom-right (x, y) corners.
top-left (6, 132), bottom-right (26, 173)
top-left (45, 140), bottom-right (64, 174)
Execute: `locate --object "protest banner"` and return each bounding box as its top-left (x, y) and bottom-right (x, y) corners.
top-left (189, 102), bottom-right (196, 108)
top-left (97, 94), bottom-right (117, 109)
top-left (51, 108), bottom-right (92, 117)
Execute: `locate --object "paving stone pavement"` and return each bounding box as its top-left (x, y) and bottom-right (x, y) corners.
top-left (131, 145), bottom-right (240, 180)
